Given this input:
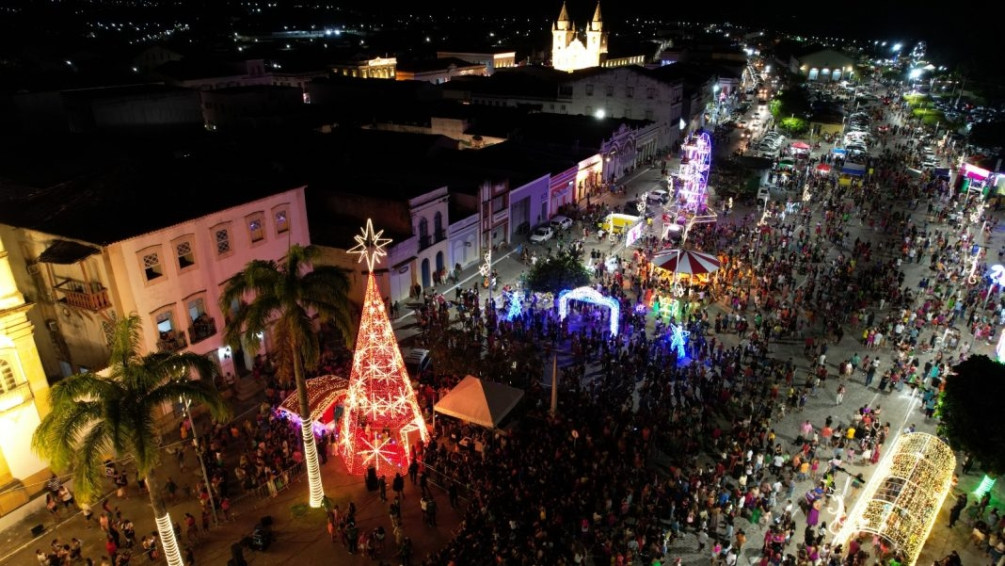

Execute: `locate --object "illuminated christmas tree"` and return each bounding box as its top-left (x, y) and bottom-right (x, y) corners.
top-left (340, 220), bottom-right (430, 475)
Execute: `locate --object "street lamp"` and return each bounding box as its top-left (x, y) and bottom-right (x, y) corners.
top-left (180, 396), bottom-right (219, 526)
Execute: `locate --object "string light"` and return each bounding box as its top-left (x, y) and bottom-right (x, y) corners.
top-left (833, 433), bottom-right (955, 566)
top-left (301, 420), bottom-right (325, 507)
top-left (558, 286), bottom-right (620, 336)
top-left (340, 221), bottom-right (429, 475)
top-left (155, 513), bottom-right (184, 566)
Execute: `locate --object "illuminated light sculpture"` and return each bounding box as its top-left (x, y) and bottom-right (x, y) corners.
top-left (503, 290), bottom-right (524, 321)
top-left (340, 221), bottom-right (430, 475)
top-left (558, 286), bottom-right (620, 336)
top-left (974, 475), bottom-right (997, 499)
top-left (278, 375), bottom-right (350, 434)
top-left (833, 433), bottom-right (956, 566)
top-left (677, 131), bottom-right (712, 212)
top-left (668, 323), bottom-right (689, 359)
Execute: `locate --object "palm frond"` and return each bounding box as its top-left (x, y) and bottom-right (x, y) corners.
top-left (31, 400), bottom-right (103, 472)
top-left (75, 422), bottom-right (113, 503)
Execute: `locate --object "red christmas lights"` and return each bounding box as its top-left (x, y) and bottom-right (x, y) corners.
top-left (339, 270), bottom-right (429, 475)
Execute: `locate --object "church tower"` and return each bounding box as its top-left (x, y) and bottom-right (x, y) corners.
top-left (552, 2), bottom-right (608, 72)
top-left (0, 235), bottom-right (52, 516)
top-left (552, 1), bottom-right (575, 69)
top-left (586, 2), bottom-right (607, 58)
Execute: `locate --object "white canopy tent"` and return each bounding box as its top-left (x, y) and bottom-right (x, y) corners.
top-left (433, 375), bottom-right (524, 429)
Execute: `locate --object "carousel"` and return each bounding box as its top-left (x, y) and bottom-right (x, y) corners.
top-left (644, 249), bottom-right (722, 322)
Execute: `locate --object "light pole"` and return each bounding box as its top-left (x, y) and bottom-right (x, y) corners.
top-left (479, 245), bottom-right (493, 314)
top-left (181, 397), bottom-right (219, 526)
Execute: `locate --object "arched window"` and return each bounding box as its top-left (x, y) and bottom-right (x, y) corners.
top-left (433, 212), bottom-right (443, 241)
top-left (418, 217), bottom-right (430, 248)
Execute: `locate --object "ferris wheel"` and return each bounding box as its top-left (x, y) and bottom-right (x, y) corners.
top-left (677, 131), bottom-right (712, 212)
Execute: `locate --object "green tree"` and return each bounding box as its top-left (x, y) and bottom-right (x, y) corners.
top-left (221, 244), bottom-right (353, 508)
top-left (526, 251), bottom-right (591, 295)
top-left (939, 355), bottom-right (1005, 475)
top-left (32, 315), bottom-right (229, 566)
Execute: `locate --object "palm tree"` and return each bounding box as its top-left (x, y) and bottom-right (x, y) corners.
top-left (32, 315), bottom-right (229, 566)
top-left (220, 244), bottom-right (353, 508)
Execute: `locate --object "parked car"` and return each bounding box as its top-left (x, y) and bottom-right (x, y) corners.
top-left (529, 225), bottom-right (555, 243)
top-left (647, 189), bottom-right (670, 205)
top-left (550, 215), bottom-right (573, 231)
top-left (403, 348), bottom-right (431, 380)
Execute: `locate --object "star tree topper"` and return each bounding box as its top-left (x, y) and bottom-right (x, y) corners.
top-left (349, 219), bottom-right (393, 271)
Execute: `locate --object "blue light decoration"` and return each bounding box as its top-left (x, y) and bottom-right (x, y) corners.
top-left (668, 322), bottom-right (689, 359)
top-left (558, 286), bottom-right (620, 336)
top-left (503, 290), bottom-right (524, 321)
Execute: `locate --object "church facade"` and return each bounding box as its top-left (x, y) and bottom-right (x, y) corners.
top-left (551, 2), bottom-right (608, 72)
top-left (0, 237), bottom-right (52, 519)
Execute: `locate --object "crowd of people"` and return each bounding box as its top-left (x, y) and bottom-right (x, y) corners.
top-left (386, 80), bottom-right (996, 566)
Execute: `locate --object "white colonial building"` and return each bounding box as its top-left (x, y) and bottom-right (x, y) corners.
top-left (0, 141), bottom-right (311, 382)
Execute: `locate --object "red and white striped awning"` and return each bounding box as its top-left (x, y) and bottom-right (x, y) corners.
top-left (651, 249), bottom-right (721, 275)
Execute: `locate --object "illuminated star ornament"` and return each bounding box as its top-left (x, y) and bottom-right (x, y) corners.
top-left (349, 218), bottom-right (392, 271)
top-left (669, 323), bottom-right (689, 359)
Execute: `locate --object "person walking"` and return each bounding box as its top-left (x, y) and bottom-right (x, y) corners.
top-left (392, 473), bottom-right (405, 500)
top-left (835, 384), bottom-right (846, 405)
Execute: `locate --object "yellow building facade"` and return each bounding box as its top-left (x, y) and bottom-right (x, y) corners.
top-left (0, 237), bottom-right (52, 517)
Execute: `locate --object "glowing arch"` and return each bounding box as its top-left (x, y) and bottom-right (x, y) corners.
top-left (558, 287), bottom-right (620, 336)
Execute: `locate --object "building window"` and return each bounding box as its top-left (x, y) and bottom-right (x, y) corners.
top-left (274, 207), bottom-right (289, 234)
top-left (0, 359), bottom-right (16, 392)
top-left (214, 227), bottom-right (231, 256)
top-left (176, 239), bottom-right (195, 270)
top-left (647, 88), bottom-right (656, 99)
top-left (585, 84), bottom-right (594, 96)
top-left (645, 109), bottom-right (654, 121)
top-left (434, 211), bottom-right (444, 241)
top-left (606, 85), bottom-right (614, 97)
top-left (626, 87), bottom-right (635, 98)
top-left (585, 105), bottom-right (593, 115)
top-left (141, 251), bottom-right (164, 281)
top-left (247, 213), bottom-right (265, 243)
top-left (156, 310), bottom-right (175, 334)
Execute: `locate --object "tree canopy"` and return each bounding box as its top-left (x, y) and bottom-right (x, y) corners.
top-left (526, 251), bottom-right (591, 295)
top-left (32, 315), bottom-right (230, 502)
top-left (939, 354), bottom-right (1005, 475)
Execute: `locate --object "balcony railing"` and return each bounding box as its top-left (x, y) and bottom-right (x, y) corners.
top-left (435, 229), bottom-right (446, 243)
top-left (157, 332), bottom-right (188, 353)
top-left (188, 317), bottom-right (217, 345)
top-left (418, 235), bottom-right (431, 250)
top-left (53, 278), bottom-right (111, 312)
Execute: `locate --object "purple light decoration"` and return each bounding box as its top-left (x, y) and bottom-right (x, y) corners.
top-left (677, 132), bottom-right (712, 212)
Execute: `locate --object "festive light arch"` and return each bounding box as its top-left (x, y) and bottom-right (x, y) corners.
top-left (558, 287), bottom-right (620, 336)
top-left (832, 432), bottom-right (955, 566)
top-left (339, 221), bottom-right (430, 475)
